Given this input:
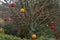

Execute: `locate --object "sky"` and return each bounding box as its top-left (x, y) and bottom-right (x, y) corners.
top-left (0, 0), bottom-right (18, 5)
top-left (0, 0), bottom-right (5, 2)
top-left (0, 0), bottom-right (6, 4)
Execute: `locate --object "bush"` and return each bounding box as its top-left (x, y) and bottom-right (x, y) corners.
top-left (0, 34), bottom-right (21, 40)
top-left (0, 34), bottom-right (56, 40)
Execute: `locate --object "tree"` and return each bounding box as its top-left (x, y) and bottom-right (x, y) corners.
top-left (0, 0), bottom-right (59, 39)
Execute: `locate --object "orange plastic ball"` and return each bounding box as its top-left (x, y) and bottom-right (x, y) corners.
top-left (31, 34), bottom-right (37, 39)
top-left (20, 8), bottom-right (25, 13)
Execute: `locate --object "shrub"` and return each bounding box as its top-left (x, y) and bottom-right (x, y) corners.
top-left (0, 34), bottom-right (21, 40)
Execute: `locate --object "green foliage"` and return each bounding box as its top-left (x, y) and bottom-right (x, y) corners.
top-left (1, 23), bottom-right (17, 35)
top-left (0, 34), bottom-right (21, 40)
top-left (0, 34), bottom-right (56, 40)
top-left (37, 35), bottom-right (56, 40)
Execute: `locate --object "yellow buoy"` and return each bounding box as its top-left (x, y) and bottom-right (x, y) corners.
top-left (31, 34), bottom-right (37, 39)
top-left (20, 8), bottom-right (25, 13)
